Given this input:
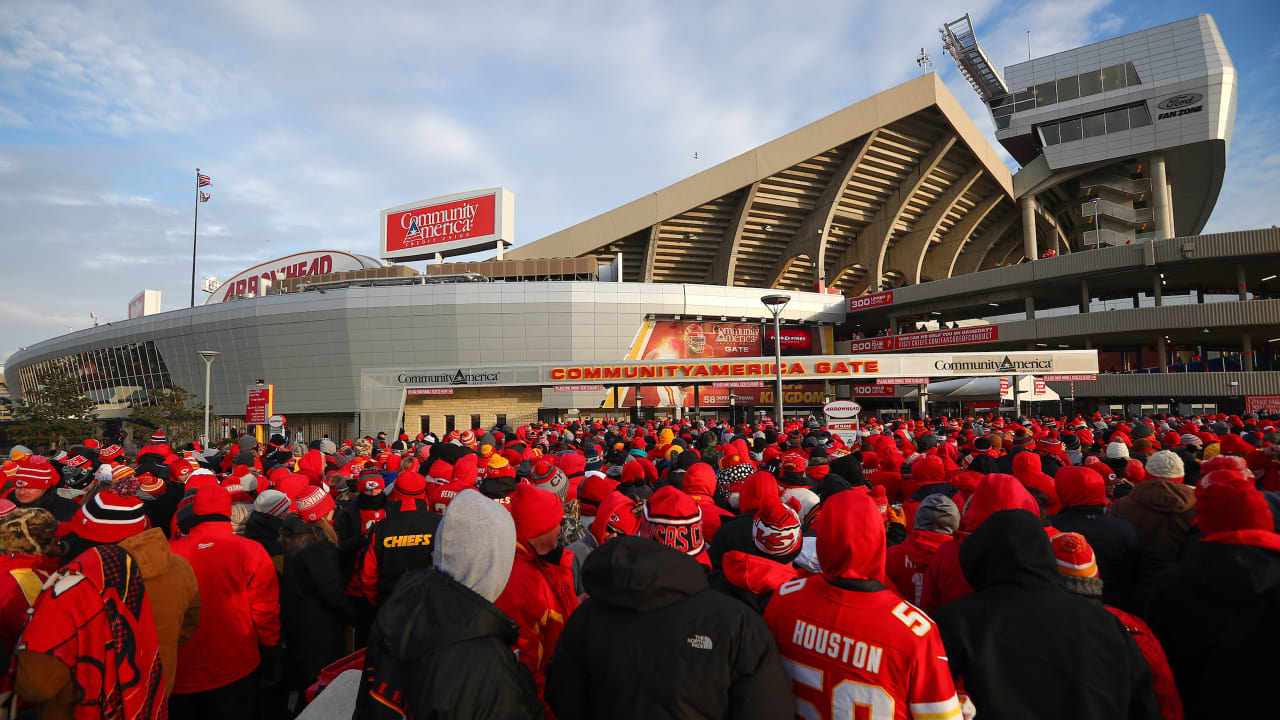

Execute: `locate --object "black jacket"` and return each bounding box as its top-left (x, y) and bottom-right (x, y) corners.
top-left (355, 498), bottom-right (442, 608)
top-left (7, 488), bottom-right (80, 522)
top-left (1145, 538), bottom-right (1280, 719)
top-left (334, 493), bottom-right (385, 581)
top-left (1048, 505), bottom-right (1145, 611)
top-left (142, 481), bottom-right (185, 540)
top-left (546, 536), bottom-right (791, 720)
top-left (243, 511), bottom-right (285, 574)
top-left (934, 509), bottom-right (1159, 720)
top-left (354, 568), bottom-right (542, 720)
top-left (280, 539), bottom-right (355, 687)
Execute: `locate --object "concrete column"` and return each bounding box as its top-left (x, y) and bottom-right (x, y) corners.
top-left (1166, 183), bottom-right (1176, 236)
top-left (1243, 334), bottom-right (1254, 372)
top-left (1237, 264), bottom-right (1248, 301)
top-left (1157, 336), bottom-right (1168, 372)
top-left (1080, 278), bottom-right (1090, 313)
top-left (1153, 274), bottom-right (1163, 306)
top-left (889, 317), bottom-right (899, 334)
top-left (1025, 296), bottom-right (1035, 321)
top-left (1020, 196), bottom-right (1038, 260)
top-left (1149, 154), bottom-right (1171, 240)
top-left (1084, 338), bottom-right (1093, 350)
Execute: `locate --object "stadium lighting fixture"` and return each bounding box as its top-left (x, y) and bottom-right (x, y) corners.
top-left (761, 294), bottom-right (791, 426)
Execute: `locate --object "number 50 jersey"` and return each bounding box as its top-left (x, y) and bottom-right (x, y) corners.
top-left (764, 575), bottom-right (962, 720)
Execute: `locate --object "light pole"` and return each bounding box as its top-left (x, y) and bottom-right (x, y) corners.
top-left (761, 294), bottom-right (791, 428)
top-left (1089, 198), bottom-right (1100, 247)
top-left (198, 350), bottom-right (219, 447)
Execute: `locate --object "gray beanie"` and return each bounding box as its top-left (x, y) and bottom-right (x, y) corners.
top-left (914, 493), bottom-right (960, 534)
top-left (253, 489), bottom-right (291, 519)
top-left (1144, 450), bottom-right (1184, 481)
top-left (1105, 441), bottom-right (1130, 460)
top-left (319, 438), bottom-right (338, 455)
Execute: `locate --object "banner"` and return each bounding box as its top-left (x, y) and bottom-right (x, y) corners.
top-left (623, 320), bottom-right (762, 406)
top-left (851, 384), bottom-right (895, 397)
top-left (381, 187), bottom-right (514, 261)
top-left (245, 385), bottom-right (272, 425)
top-left (1034, 378), bottom-right (1047, 395)
top-left (999, 378), bottom-right (1010, 394)
top-left (763, 327), bottom-right (815, 356)
top-left (848, 290), bottom-right (893, 312)
top-left (849, 326), bottom-right (998, 353)
top-left (1044, 374), bottom-right (1097, 382)
top-left (1246, 395), bottom-right (1280, 415)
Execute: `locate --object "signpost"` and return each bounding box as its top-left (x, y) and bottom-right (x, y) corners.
top-left (245, 384), bottom-right (272, 444)
top-left (824, 400), bottom-right (862, 447)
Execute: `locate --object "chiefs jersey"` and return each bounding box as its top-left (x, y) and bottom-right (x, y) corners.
top-left (764, 575), bottom-right (961, 720)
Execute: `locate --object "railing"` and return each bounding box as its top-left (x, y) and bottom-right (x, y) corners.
top-left (1080, 199), bottom-right (1153, 225)
top-left (1082, 228), bottom-right (1135, 247)
top-left (1080, 174), bottom-right (1151, 198)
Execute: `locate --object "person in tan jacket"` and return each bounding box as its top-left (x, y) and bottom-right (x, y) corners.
top-left (119, 526), bottom-right (201, 696)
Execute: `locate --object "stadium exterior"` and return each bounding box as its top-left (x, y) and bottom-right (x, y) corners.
top-left (7, 13), bottom-right (1279, 440)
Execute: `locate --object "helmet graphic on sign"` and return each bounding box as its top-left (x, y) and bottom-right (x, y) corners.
top-left (684, 324), bottom-right (706, 355)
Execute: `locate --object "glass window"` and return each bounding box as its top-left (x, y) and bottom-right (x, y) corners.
top-left (1057, 75), bottom-right (1080, 102)
top-left (1079, 70), bottom-right (1102, 96)
top-left (1083, 113), bottom-right (1106, 138)
top-left (1015, 99), bottom-right (1036, 113)
top-left (1060, 117), bottom-right (1083, 142)
top-left (1014, 89), bottom-right (1034, 103)
top-left (1106, 108), bottom-right (1130, 133)
top-left (995, 115), bottom-right (1012, 130)
top-left (1040, 123), bottom-right (1061, 145)
top-left (1129, 103), bottom-right (1152, 128)
top-left (992, 103), bottom-right (1015, 118)
top-left (1035, 81), bottom-right (1057, 107)
top-left (1102, 64), bottom-right (1126, 91)
top-left (1125, 62), bottom-right (1141, 86)
top-left (989, 95), bottom-right (1013, 109)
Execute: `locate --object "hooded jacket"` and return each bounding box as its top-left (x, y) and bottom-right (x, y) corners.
top-left (351, 497), bottom-right (442, 608)
top-left (707, 471), bottom-right (785, 571)
top-left (495, 541), bottom-right (578, 709)
top-left (1107, 479), bottom-right (1196, 577)
top-left (934, 510), bottom-right (1160, 720)
top-left (683, 463), bottom-right (732, 544)
top-left (921, 474), bottom-right (1039, 614)
top-left (243, 510), bottom-right (286, 576)
top-left (764, 491), bottom-right (961, 720)
top-left (280, 532), bottom-right (355, 688)
top-left (1145, 535), bottom-right (1280, 719)
top-left (117, 528), bottom-right (201, 697)
top-left (546, 536), bottom-right (790, 720)
top-left (885, 528), bottom-right (952, 606)
top-left (1049, 467), bottom-right (1145, 611)
top-left (1012, 452), bottom-right (1061, 515)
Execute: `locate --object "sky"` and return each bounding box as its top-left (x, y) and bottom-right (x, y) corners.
top-left (2, 0), bottom-right (1277, 362)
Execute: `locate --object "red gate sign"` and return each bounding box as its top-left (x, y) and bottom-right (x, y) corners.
top-left (850, 384), bottom-right (895, 397)
top-left (848, 325), bottom-right (998, 353)
top-left (999, 378), bottom-right (1011, 394)
top-left (407, 388), bottom-right (454, 396)
top-left (1246, 395), bottom-right (1280, 415)
top-left (1045, 374), bottom-right (1097, 382)
top-left (1034, 378), bottom-right (1047, 395)
top-left (381, 188), bottom-right (513, 261)
top-left (875, 377), bottom-right (930, 385)
top-left (245, 387), bottom-right (271, 425)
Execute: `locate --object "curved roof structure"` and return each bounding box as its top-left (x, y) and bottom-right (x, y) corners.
top-left (508, 74), bottom-right (1022, 295)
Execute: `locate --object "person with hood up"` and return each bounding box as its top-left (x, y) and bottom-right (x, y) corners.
top-left (933, 509), bottom-right (1160, 720)
top-left (921, 473), bottom-right (1040, 614)
top-left (496, 483), bottom-right (578, 713)
top-left (682, 462), bottom-right (732, 544)
top-left (765, 490), bottom-right (964, 720)
top-left (15, 491), bottom-right (171, 720)
top-left (708, 471), bottom-right (781, 570)
top-left (355, 489), bottom-right (541, 719)
top-left (885, 493), bottom-right (961, 606)
top-left (546, 536), bottom-right (790, 719)
top-left (334, 469), bottom-right (388, 574)
top-left (1107, 449), bottom-right (1196, 578)
top-left (711, 490), bottom-right (802, 613)
top-left (4, 455), bottom-right (80, 522)
top-left (1049, 465), bottom-right (1144, 611)
top-left (1144, 470), bottom-right (1280, 719)
top-left (169, 484), bottom-right (280, 719)
top-left (1011, 451), bottom-right (1061, 515)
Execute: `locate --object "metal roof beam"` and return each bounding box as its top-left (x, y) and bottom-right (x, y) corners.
top-left (641, 224), bottom-right (660, 283)
top-left (885, 164), bottom-right (984, 284)
top-left (708, 183), bottom-right (760, 286)
top-left (826, 133), bottom-right (958, 293)
top-left (922, 193), bottom-right (1003, 280)
top-left (762, 133), bottom-right (877, 289)
top-left (956, 213), bottom-right (1017, 275)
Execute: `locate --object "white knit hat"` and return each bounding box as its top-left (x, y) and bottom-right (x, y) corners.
top-left (1145, 450), bottom-right (1184, 481)
top-left (1105, 441), bottom-right (1130, 459)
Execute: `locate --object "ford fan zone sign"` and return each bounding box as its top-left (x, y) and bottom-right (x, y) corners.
top-left (381, 187), bottom-right (515, 261)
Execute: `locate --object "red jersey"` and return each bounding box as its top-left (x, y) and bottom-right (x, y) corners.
top-left (764, 576), bottom-right (961, 720)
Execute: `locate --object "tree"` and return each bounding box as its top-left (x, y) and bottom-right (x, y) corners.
top-left (127, 385), bottom-right (209, 449)
top-left (10, 366), bottom-right (99, 448)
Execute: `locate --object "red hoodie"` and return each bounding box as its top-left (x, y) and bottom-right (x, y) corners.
top-left (683, 463), bottom-right (732, 544)
top-left (921, 474), bottom-right (1039, 614)
top-left (1012, 452), bottom-right (1061, 515)
top-left (884, 529), bottom-right (953, 606)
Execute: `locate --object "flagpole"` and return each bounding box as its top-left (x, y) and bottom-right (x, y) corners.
top-left (191, 168), bottom-right (199, 308)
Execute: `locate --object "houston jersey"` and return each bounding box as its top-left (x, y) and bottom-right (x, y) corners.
top-left (764, 575), bottom-right (961, 720)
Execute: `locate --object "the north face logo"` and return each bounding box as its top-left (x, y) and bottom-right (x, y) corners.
top-left (686, 634), bottom-right (713, 651)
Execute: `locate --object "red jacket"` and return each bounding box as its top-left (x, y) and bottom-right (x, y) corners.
top-left (170, 522), bottom-right (280, 694)
top-left (683, 464), bottom-right (732, 544)
top-left (1107, 606), bottom-right (1183, 720)
top-left (867, 469), bottom-right (904, 503)
top-left (0, 553), bottom-right (59, 658)
top-left (884, 529), bottom-right (952, 606)
top-left (495, 542), bottom-right (578, 710)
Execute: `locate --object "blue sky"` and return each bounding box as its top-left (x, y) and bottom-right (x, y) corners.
top-left (2, 0), bottom-right (1277, 360)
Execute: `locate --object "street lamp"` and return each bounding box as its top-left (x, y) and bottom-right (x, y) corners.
top-left (1089, 198), bottom-right (1100, 247)
top-left (761, 294), bottom-right (791, 428)
top-left (197, 350), bottom-right (219, 447)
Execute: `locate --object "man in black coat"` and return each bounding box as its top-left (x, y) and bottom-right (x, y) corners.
top-left (349, 473), bottom-right (442, 609)
top-left (1049, 466), bottom-right (1145, 611)
top-left (355, 489), bottom-right (541, 719)
top-left (934, 509), bottom-right (1159, 720)
top-left (546, 535), bottom-right (791, 720)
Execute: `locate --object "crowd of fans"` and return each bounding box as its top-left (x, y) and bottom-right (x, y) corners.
top-left (0, 409), bottom-right (1277, 719)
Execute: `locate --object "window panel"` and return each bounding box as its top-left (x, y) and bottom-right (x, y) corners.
top-left (995, 115), bottom-right (1012, 130)
top-left (1106, 108), bottom-right (1130, 133)
top-left (1102, 64), bottom-right (1126, 91)
top-left (1035, 81), bottom-right (1057, 107)
top-left (1015, 99), bottom-right (1036, 113)
top-left (993, 103), bottom-right (1015, 118)
top-left (1014, 89), bottom-right (1034, 103)
top-left (1040, 123), bottom-right (1062, 145)
top-left (1057, 75), bottom-right (1080, 102)
top-left (1079, 70), bottom-right (1102, 96)
top-left (1125, 62), bottom-right (1141, 86)
top-left (1082, 113), bottom-right (1106, 138)
top-left (1129, 104), bottom-right (1152, 128)
top-left (1059, 118), bottom-right (1083, 143)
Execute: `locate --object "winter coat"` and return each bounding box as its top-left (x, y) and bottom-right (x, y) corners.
top-left (243, 510), bottom-right (286, 575)
top-left (1145, 534), bottom-right (1280, 719)
top-left (280, 539), bottom-right (355, 688)
top-left (683, 463), bottom-right (732, 544)
top-left (546, 536), bottom-right (791, 720)
top-left (1107, 479), bottom-right (1196, 577)
top-left (709, 550), bottom-right (797, 613)
top-left (566, 531), bottom-right (598, 596)
top-left (354, 568), bottom-right (542, 719)
top-left (3, 487), bottom-right (80, 523)
top-left (1106, 606), bottom-right (1183, 720)
top-left (351, 498), bottom-right (442, 608)
top-left (170, 520), bottom-right (281, 695)
top-left (934, 510), bottom-right (1160, 720)
top-left (141, 481), bottom-right (185, 539)
top-left (884, 528), bottom-right (951, 605)
top-left (495, 543), bottom-right (578, 708)
top-left (0, 552), bottom-right (60, 657)
top-left (1048, 505), bottom-right (1145, 611)
top-left (118, 528), bottom-right (201, 697)
top-left (1011, 452), bottom-right (1060, 514)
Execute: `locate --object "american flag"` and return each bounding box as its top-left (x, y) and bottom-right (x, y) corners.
top-left (197, 173), bottom-right (211, 187)
top-left (199, 191), bottom-right (211, 202)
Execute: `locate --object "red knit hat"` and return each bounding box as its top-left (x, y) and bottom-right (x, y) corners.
top-left (637, 486), bottom-right (707, 565)
top-left (578, 472), bottom-right (619, 516)
top-left (360, 469), bottom-right (385, 493)
top-left (509, 482), bottom-right (564, 540)
top-left (98, 444), bottom-right (125, 462)
top-left (1197, 470), bottom-right (1274, 534)
top-left (296, 485), bottom-right (336, 522)
top-left (752, 491), bottom-right (802, 557)
top-left (13, 456), bottom-right (57, 490)
top-left (192, 484), bottom-right (233, 517)
top-left (71, 490), bottom-right (149, 543)
top-left (1051, 532), bottom-right (1099, 578)
top-left (391, 471), bottom-right (426, 498)
top-left (1218, 434), bottom-right (1254, 455)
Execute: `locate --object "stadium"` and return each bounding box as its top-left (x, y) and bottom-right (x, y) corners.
top-left (6, 13), bottom-right (1278, 443)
